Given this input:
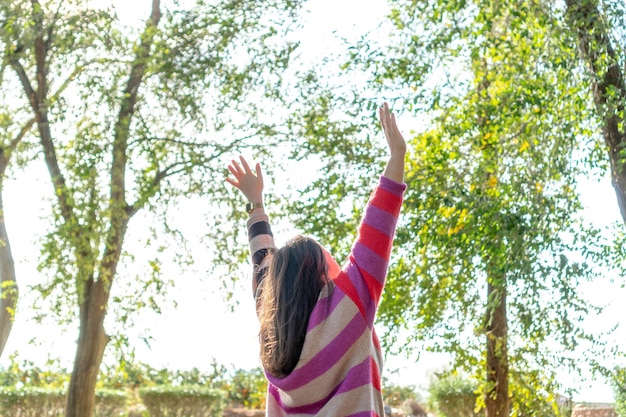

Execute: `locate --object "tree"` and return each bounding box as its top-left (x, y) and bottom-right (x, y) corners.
top-left (0, 112), bottom-right (32, 357)
top-left (366, 1), bottom-right (618, 415)
top-left (564, 0), bottom-right (626, 226)
top-left (288, 1), bottom-right (615, 416)
top-left (0, 0), bottom-right (304, 415)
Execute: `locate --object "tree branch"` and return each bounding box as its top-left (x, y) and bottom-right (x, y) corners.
top-left (101, 0), bottom-right (162, 293)
top-left (48, 59), bottom-right (108, 103)
top-left (7, 119), bottom-right (35, 157)
top-left (128, 132), bottom-right (258, 148)
top-left (11, 51), bottom-right (76, 229)
top-left (565, 0), bottom-right (626, 225)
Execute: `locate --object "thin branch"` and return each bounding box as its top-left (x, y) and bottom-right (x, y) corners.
top-left (9, 58), bottom-right (37, 109)
top-left (128, 132), bottom-right (258, 148)
top-left (127, 160), bottom-right (187, 216)
top-left (8, 118), bottom-right (35, 153)
top-left (44, 0), bottom-right (63, 53)
top-left (11, 4), bottom-right (75, 231)
top-left (49, 59), bottom-right (102, 102)
top-left (31, 0), bottom-right (48, 106)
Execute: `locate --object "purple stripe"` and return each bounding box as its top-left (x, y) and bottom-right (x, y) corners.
top-left (268, 357), bottom-right (374, 414)
top-left (343, 263), bottom-right (375, 315)
top-left (362, 204), bottom-right (398, 237)
top-left (379, 176), bottom-right (407, 196)
top-left (266, 311), bottom-right (367, 390)
top-left (307, 286), bottom-right (346, 330)
top-left (346, 412), bottom-right (379, 417)
top-left (334, 357), bottom-right (373, 395)
top-left (351, 242), bottom-right (388, 284)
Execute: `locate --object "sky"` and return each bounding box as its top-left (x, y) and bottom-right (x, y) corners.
top-left (2, 0), bottom-right (625, 406)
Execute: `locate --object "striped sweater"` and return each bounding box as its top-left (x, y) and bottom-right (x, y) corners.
top-left (247, 176), bottom-right (406, 417)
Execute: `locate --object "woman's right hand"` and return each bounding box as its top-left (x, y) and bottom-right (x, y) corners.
top-left (379, 102), bottom-right (406, 183)
top-left (379, 102), bottom-right (407, 157)
top-left (225, 156), bottom-right (264, 203)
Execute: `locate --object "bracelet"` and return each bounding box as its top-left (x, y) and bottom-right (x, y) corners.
top-left (246, 202), bottom-right (263, 213)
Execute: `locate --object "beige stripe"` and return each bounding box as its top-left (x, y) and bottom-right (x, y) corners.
top-left (249, 234), bottom-right (275, 258)
top-left (297, 294), bottom-right (360, 365)
top-left (278, 323), bottom-right (376, 405)
top-left (266, 382), bottom-right (385, 417)
top-left (247, 210), bottom-right (269, 228)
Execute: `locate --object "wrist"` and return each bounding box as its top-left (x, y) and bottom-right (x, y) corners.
top-left (246, 202), bottom-right (264, 213)
top-left (389, 150), bottom-right (406, 159)
top-left (245, 192), bottom-right (263, 203)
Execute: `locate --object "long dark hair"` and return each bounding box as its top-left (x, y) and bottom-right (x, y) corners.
top-left (258, 235), bottom-right (330, 377)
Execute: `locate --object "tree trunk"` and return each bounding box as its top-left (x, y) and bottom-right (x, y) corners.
top-left (65, 280), bottom-right (109, 417)
top-left (565, 0), bottom-right (626, 225)
top-left (485, 281), bottom-right (509, 417)
top-left (0, 178), bottom-right (18, 358)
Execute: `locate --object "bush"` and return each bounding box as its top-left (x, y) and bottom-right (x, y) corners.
top-left (0, 354), bottom-right (69, 388)
top-left (139, 385), bottom-right (227, 417)
top-left (382, 382), bottom-right (420, 408)
top-left (613, 367), bottom-right (626, 417)
top-left (95, 389), bottom-right (128, 417)
top-left (428, 374), bottom-right (480, 417)
top-left (223, 368), bottom-right (267, 409)
top-left (0, 387), bottom-right (127, 417)
top-left (0, 387), bottom-right (65, 417)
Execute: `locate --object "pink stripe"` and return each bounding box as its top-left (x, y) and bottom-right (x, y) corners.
top-left (351, 242), bottom-right (388, 284)
top-left (379, 176), bottom-right (407, 196)
top-left (268, 357), bottom-right (375, 414)
top-left (361, 204), bottom-right (398, 237)
top-left (266, 311), bottom-right (367, 390)
top-left (342, 263), bottom-right (373, 310)
top-left (307, 286), bottom-right (345, 330)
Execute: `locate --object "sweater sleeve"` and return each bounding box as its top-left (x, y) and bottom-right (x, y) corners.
top-left (333, 176), bottom-right (406, 321)
top-left (247, 209), bottom-right (276, 299)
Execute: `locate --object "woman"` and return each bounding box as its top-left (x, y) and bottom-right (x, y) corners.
top-left (225, 102), bottom-right (406, 416)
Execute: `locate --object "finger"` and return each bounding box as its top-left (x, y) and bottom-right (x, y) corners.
top-left (383, 102), bottom-right (393, 126)
top-left (239, 155), bottom-right (252, 175)
top-left (231, 160), bottom-right (244, 175)
top-left (379, 106), bottom-right (388, 131)
top-left (255, 163), bottom-right (263, 180)
top-left (228, 163), bottom-right (241, 178)
top-left (391, 114), bottom-right (403, 136)
top-left (225, 177), bottom-right (239, 188)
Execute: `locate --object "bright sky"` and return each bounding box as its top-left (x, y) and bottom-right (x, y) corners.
top-left (2, 0), bottom-right (625, 406)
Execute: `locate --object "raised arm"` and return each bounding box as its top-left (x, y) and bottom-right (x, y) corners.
top-left (226, 156), bottom-right (275, 298)
top-left (379, 101), bottom-right (406, 183)
top-left (333, 103), bottom-right (407, 321)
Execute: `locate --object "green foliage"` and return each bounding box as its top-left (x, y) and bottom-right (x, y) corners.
top-left (0, 386), bottom-right (127, 417)
top-left (100, 358), bottom-right (267, 410)
top-left (94, 389), bottom-right (128, 417)
top-left (0, 387), bottom-right (65, 417)
top-left (613, 367), bottom-right (626, 417)
top-left (0, 354), bottom-right (69, 388)
top-left (428, 373), bottom-right (480, 417)
top-left (0, 0), bottom-right (310, 326)
top-left (99, 358), bottom-right (227, 389)
top-left (222, 367), bottom-right (267, 409)
top-left (315, 2), bottom-right (622, 414)
top-left (508, 368), bottom-right (571, 417)
top-left (382, 382), bottom-right (420, 408)
top-left (138, 385), bottom-right (227, 417)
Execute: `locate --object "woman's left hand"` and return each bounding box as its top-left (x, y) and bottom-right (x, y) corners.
top-left (225, 155), bottom-right (264, 203)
